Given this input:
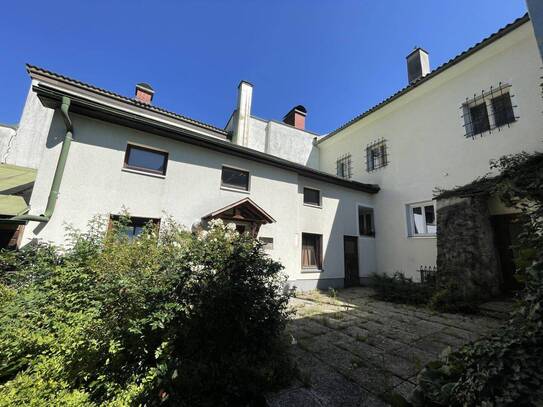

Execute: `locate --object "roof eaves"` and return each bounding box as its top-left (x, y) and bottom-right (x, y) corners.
top-left (26, 64), bottom-right (229, 136)
top-left (318, 13), bottom-right (530, 144)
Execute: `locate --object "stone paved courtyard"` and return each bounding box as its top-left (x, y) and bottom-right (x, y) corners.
top-left (267, 287), bottom-right (505, 407)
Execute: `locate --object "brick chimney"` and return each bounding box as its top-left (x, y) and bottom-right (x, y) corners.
top-left (135, 82), bottom-right (154, 104)
top-left (406, 47), bottom-right (430, 84)
top-left (283, 105), bottom-right (307, 130)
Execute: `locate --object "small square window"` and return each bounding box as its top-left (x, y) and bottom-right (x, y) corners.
top-left (303, 187), bottom-right (321, 207)
top-left (407, 202), bottom-right (436, 236)
top-left (366, 140), bottom-right (388, 172)
top-left (124, 144), bottom-right (168, 175)
top-left (358, 206), bottom-right (375, 237)
top-left (221, 166), bottom-right (250, 191)
top-left (301, 233), bottom-right (322, 269)
top-left (491, 93), bottom-right (515, 127)
top-left (259, 237), bottom-right (274, 250)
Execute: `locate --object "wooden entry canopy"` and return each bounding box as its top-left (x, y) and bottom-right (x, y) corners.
top-left (202, 198), bottom-right (275, 236)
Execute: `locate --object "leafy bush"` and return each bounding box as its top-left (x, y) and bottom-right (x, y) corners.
top-left (409, 152), bottom-right (543, 406)
top-left (0, 217), bottom-right (293, 406)
top-left (370, 272), bottom-right (433, 305)
top-left (428, 283), bottom-right (479, 314)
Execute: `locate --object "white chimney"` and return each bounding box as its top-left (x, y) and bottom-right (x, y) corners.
top-left (233, 80), bottom-right (253, 146)
top-left (406, 48), bottom-right (430, 84)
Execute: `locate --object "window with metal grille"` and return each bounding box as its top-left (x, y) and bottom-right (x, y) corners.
top-left (336, 154), bottom-right (352, 179)
top-left (491, 93), bottom-right (515, 127)
top-left (461, 83), bottom-right (517, 138)
top-left (366, 139), bottom-right (388, 172)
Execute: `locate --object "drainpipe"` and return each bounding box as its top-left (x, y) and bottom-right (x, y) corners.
top-left (11, 96), bottom-right (73, 223)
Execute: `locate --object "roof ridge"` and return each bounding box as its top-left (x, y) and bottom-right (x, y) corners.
top-left (318, 13), bottom-right (530, 143)
top-left (26, 64), bottom-right (228, 135)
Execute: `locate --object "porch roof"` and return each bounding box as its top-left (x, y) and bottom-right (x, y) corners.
top-left (202, 198), bottom-right (275, 224)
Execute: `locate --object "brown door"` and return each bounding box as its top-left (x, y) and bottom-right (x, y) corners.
top-left (491, 214), bottom-right (522, 294)
top-left (344, 236), bottom-right (360, 287)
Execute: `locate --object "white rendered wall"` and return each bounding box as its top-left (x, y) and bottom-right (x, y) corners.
top-left (5, 81), bottom-right (54, 169)
top-left (21, 112), bottom-right (374, 287)
top-left (318, 22), bottom-right (543, 280)
top-left (246, 116), bottom-right (320, 169)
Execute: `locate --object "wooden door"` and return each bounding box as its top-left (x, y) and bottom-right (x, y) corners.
top-left (344, 236), bottom-right (360, 287)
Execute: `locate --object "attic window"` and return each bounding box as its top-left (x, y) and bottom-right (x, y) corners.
top-left (462, 83), bottom-right (517, 138)
top-left (366, 139), bottom-right (388, 172)
top-left (336, 154), bottom-right (352, 179)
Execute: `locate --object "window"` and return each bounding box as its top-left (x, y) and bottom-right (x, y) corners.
top-left (491, 93), bottom-right (515, 127)
top-left (358, 206), bottom-right (375, 237)
top-left (259, 237), bottom-right (274, 250)
top-left (124, 144), bottom-right (168, 175)
top-left (301, 233), bottom-right (322, 269)
top-left (221, 166), bottom-right (250, 191)
top-left (336, 154), bottom-right (352, 179)
top-left (462, 83), bottom-right (517, 138)
top-left (303, 187), bottom-right (321, 207)
top-left (469, 103), bottom-right (490, 136)
top-left (110, 215), bottom-right (160, 240)
top-left (366, 139), bottom-right (388, 172)
top-left (407, 202), bottom-right (436, 236)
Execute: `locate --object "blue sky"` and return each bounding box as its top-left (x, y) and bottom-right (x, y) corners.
top-left (0, 1), bottom-right (527, 134)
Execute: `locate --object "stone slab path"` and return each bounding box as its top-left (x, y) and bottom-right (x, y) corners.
top-left (267, 287), bottom-right (504, 407)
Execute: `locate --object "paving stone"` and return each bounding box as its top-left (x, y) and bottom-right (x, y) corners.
top-left (271, 288), bottom-right (499, 405)
top-left (266, 387), bottom-right (322, 407)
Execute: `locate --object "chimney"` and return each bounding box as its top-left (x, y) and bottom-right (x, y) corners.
top-left (233, 80), bottom-right (253, 146)
top-left (283, 105), bottom-right (307, 130)
top-left (406, 47), bottom-right (430, 84)
top-left (135, 82), bottom-right (154, 104)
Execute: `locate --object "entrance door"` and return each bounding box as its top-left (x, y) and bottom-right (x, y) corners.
top-left (344, 236), bottom-right (360, 287)
top-left (491, 215), bottom-right (522, 294)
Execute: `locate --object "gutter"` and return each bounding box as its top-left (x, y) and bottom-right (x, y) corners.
top-left (11, 96), bottom-right (73, 223)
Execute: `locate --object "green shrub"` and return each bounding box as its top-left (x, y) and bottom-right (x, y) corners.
top-left (428, 283), bottom-right (479, 314)
top-left (0, 217), bottom-right (293, 406)
top-left (370, 272), bottom-right (433, 305)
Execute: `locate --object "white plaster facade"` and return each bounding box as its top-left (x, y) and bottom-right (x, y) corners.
top-left (317, 17), bottom-right (543, 279)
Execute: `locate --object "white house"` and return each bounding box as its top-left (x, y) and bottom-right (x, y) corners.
top-left (0, 13), bottom-right (541, 291)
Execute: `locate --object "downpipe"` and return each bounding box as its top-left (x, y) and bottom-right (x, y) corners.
top-left (11, 96), bottom-right (73, 223)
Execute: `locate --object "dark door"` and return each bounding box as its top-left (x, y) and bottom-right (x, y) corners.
top-left (491, 214), bottom-right (522, 294)
top-left (344, 236), bottom-right (360, 287)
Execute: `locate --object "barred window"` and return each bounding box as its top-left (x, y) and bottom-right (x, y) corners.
top-left (336, 154), bottom-right (352, 179)
top-left (461, 83), bottom-right (517, 138)
top-left (366, 139), bottom-right (388, 172)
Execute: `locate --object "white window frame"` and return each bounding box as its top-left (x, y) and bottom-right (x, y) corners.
top-left (303, 186), bottom-right (322, 208)
top-left (406, 200), bottom-right (436, 238)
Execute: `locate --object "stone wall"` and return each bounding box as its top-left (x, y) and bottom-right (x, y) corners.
top-left (436, 196), bottom-right (501, 301)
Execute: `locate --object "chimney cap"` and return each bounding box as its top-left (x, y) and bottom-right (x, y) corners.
top-left (238, 80), bottom-right (254, 88)
top-left (136, 82), bottom-right (154, 93)
top-left (283, 105), bottom-right (307, 120)
top-left (406, 47), bottom-right (429, 59)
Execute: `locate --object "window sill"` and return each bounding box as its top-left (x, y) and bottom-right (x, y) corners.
top-left (359, 234), bottom-right (375, 239)
top-left (408, 235), bottom-right (436, 239)
top-left (301, 268), bottom-right (323, 274)
top-left (220, 185), bottom-right (250, 194)
top-left (303, 203), bottom-right (322, 209)
top-left (121, 167), bottom-right (166, 179)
